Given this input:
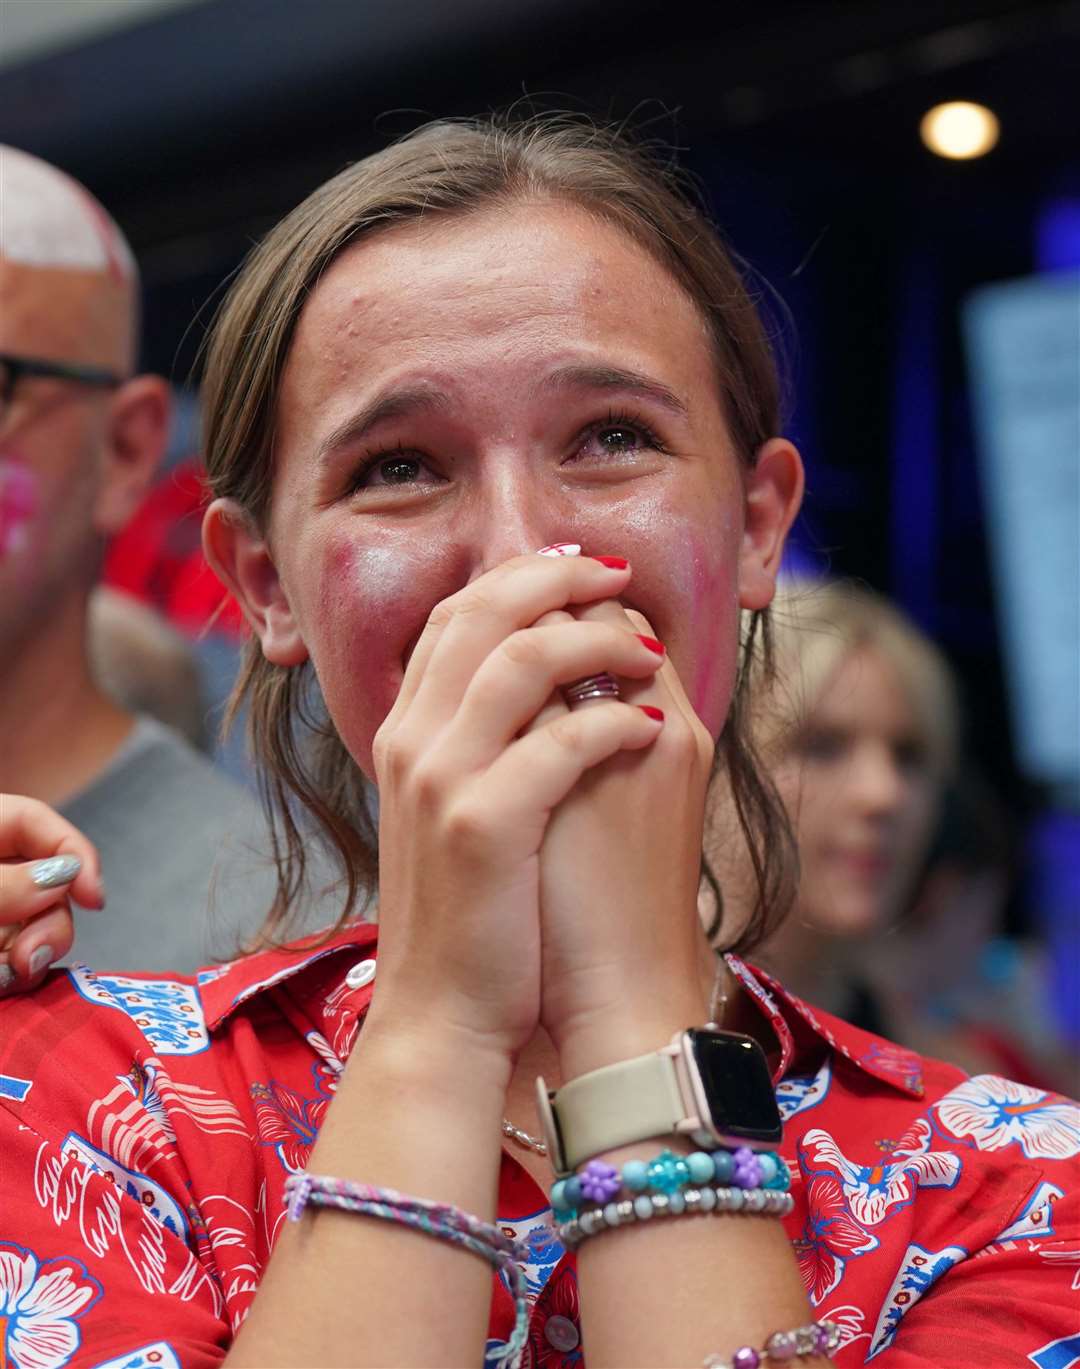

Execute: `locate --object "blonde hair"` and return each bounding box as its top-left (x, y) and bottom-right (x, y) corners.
top-left (759, 577), bottom-right (959, 779)
top-left (201, 112), bottom-right (797, 953)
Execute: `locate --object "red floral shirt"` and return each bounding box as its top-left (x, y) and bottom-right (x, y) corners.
top-left (1, 923), bottom-right (1077, 1369)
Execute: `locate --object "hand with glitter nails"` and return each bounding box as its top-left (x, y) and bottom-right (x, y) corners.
top-left (0, 793), bottom-right (104, 991)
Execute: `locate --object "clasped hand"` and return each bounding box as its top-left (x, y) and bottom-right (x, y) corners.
top-left (370, 552), bottom-right (716, 1077)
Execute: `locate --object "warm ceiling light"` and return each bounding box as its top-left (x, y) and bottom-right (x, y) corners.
top-left (920, 101), bottom-right (1000, 159)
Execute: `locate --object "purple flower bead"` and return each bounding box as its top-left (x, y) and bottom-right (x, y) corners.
top-left (579, 1160), bottom-right (621, 1203)
top-left (732, 1146), bottom-right (763, 1190)
top-left (731, 1348), bottom-right (761, 1369)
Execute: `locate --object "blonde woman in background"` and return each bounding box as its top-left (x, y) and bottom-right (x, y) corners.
top-left (710, 576), bottom-right (1066, 1086)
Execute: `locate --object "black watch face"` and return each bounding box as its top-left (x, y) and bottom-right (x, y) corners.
top-left (689, 1029), bottom-right (782, 1143)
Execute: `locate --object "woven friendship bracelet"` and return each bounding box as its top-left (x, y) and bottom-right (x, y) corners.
top-left (284, 1173), bottom-right (529, 1365)
top-left (556, 1182), bottom-right (795, 1249)
top-left (704, 1318), bottom-right (841, 1367)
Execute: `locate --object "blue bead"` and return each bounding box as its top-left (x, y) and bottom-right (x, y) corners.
top-left (687, 1151), bottom-right (715, 1184)
top-left (756, 1153), bottom-right (778, 1186)
top-left (564, 1176), bottom-right (583, 1206)
top-left (551, 1180), bottom-right (568, 1210)
top-left (667, 1191), bottom-right (686, 1215)
top-left (646, 1149), bottom-right (690, 1194)
top-left (633, 1194), bottom-right (654, 1220)
top-left (712, 1150), bottom-right (735, 1183)
top-left (622, 1160), bottom-right (649, 1192)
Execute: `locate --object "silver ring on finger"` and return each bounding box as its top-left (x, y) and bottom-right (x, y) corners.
top-left (564, 672), bottom-right (621, 708)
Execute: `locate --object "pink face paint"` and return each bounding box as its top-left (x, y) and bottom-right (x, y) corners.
top-left (0, 458), bottom-right (38, 563)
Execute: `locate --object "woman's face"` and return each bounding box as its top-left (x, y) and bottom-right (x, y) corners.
top-left (256, 201), bottom-right (797, 777)
top-left (770, 646), bottom-right (942, 938)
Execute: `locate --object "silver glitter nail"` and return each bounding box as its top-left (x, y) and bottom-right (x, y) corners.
top-left (28, 945), bottom-right (55, 977)
top-left (30, 855), bottom-right (81, 890)
top-left (0, 964), bottom-right (14, 991)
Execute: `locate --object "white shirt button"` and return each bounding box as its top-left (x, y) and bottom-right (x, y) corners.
top-left (544, 1315), bottom-right (579, 1353)
top-left (345, 959), bottom-right (376, 990)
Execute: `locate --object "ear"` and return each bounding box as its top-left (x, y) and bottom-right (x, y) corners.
top-left (737, 437), bottom-right (804, 611)
top-left (93, 376), bottom-right (172, 536)
top-left (202, 497), bottom-right (309, 666)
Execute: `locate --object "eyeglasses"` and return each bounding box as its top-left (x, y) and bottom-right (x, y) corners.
top-left (0, 352), bottom-right (124, 425)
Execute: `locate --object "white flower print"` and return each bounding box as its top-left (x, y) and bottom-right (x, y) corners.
top-left (935, 1075), bottom-right (1080, 1161)
top-left (801, 1118), bottom-right (961, 1227)
top-left (0, 1243), bottom-right (101, 1369)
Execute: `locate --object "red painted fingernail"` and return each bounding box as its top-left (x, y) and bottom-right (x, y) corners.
top-left (636, 634), bottom-right (665, 655)
top-left (639, 705), bottom-right (665, 722)
top-left (592, 555), bottom-right (629, 570)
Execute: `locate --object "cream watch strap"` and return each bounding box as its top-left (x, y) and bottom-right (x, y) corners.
top-left (550, 1049), bottom-right (683, 1173)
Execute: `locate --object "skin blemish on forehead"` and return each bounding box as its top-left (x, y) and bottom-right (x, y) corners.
top-left (0, 457), bottom-right (39, 563)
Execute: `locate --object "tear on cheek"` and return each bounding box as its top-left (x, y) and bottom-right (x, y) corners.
top-left (0, 457), bottom-right (39, 563)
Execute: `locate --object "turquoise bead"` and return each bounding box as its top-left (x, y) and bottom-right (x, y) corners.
top-left (622, 1160), bottom-right (649, 1192)
top-left (667, 1191), bottom-right (686, 1215)
top-left (763, 1155), bottom-right (790, 1191)
top-left (756, 1153), bottom-right (778, 1186)
top-left (564, 1176), bottom-right (584, 1206)
top-left (646, 1149), bottom-right (690, 1194)
top-left (686, 1151), bottom-right (715, 1185)
top-left (633, 1194), bottom-right (654, 1220)
top-left (712, 1150), bottom-right (735, 1183)
top-left (551, 1180), bottom-right (568, 1210)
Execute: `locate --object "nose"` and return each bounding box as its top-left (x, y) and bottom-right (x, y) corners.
top-left (463, 459), bottom-right (578, 579)
top-left (849, 741), bottom-right (908, 818)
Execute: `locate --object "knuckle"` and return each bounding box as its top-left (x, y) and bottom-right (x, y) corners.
top-left (546, 713), bottom-right (585, 754)
top-left (372, 727), bottom-right (412, 786)
top-left (443, 797), bottom-right (496, 850)
top-left (499, 630), bottom-right (544, 671)
top-left (409, 759), bottom-right (449, 813)
top-left (455, 587), bottom-right (497, 620)
top-left (425, 597), bottom-right (457, 631)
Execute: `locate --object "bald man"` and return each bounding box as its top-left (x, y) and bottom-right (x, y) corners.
top-left (0, 146), bottom-right (293, 979)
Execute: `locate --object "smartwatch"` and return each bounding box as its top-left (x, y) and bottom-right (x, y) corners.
top-left (536, 1027), bottom-right (782, 1177)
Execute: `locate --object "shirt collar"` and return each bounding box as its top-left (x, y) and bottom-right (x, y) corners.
top-left (199, 928), bottom-right (923, 1098)
top-left (730, 955), bottom-right (925, 1098)
top-left (200, 921), bottom-right (378, 1032)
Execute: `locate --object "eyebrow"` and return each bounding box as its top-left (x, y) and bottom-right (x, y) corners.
top-left (541, 364), bottom-right (689, 420)
top-left (315, 385), bottom-right (451, 467)
top-left (314, 362), bottom-right (689, 467)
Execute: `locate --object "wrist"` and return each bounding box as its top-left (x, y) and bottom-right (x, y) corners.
top-left (358, 1006), bottom-right (515, 1099)
top-left (554, 989), bottom-right (711, 1082)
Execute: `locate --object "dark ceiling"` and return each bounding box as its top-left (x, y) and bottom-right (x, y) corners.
top-left (2, 0), bottom-right (1078, 268)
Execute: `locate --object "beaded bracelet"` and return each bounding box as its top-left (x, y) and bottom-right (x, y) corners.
top-left (703, 1318), bottom-right (840, 1367)
top-left (284, 1173), bottom-right (529, 1365)
top-left (552, 1146), bottom-right (791, 1218)
top-left (555, 1183), bottom-right (795, 1249)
